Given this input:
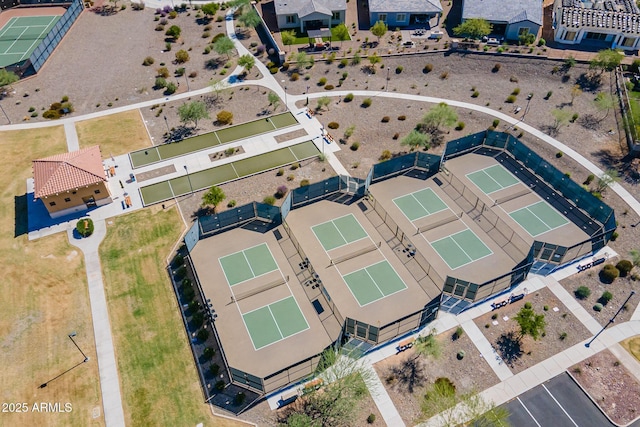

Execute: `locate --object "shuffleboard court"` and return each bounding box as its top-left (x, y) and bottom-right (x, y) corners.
top-left (219, 243), bottom-right (278, 286)
top-left (0, 15), bottom-right (61, 67)
top-left (312, 214), bottom-right (368, 251)
top-left (139, 140), bottom-right (318, 205)
top-left (342, 260), bottom-right (408, 306)
top-left (393, 188), bottom-right (448, 221)
top-left (129, 112), bottom-right (298, 168)
top-left (431, 229), bottom-right (493, 269)
top-left (509, 200), bottom-right (569, 237)
top-left (466, 164), bottom-right (520, 195)
top-left (242, 296), bottom-right (309, 350)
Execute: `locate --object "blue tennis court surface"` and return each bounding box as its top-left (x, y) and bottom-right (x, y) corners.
top-left (219, 243), bottom-right (279, 286)
top-left (242, 296), bottom-right (309, 350)
top-left (467, 164), bottom-right (520, 195)
top-left (509, 201), bottom-right (569, 237)
top-left (393, 188), bottom-right (449, 222)
top-left (0, 15), bottom-right (60, 67)
top-left (431, 229), bottom-right (493, 269)
top-left (312, 214), bottom-right (368, 251)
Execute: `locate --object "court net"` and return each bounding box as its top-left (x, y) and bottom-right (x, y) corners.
top-left (231, 275), bottom-right (289, 302)
top-left (493, 187), bottom-right (532, 206)
top-left (415, 211), bottom-right (460, 234)
top-left (330, 242), bottom-right (381, 266)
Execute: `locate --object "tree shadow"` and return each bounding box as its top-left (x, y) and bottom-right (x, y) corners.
top-left (496, 332), bottom-right (523, 366)
top-left (592, 147), bottom-right (622, 170)
top-left (388, 355), bottom-right (428, 394)
top-left (575, 72), bottom-right (602, 92)
top-left (164, 125), bottom-right (194, 143)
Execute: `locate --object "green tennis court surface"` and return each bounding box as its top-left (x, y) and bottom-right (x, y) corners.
top-left (0, 15), bottom-right (60, 67)
top-left (129, 112), bottom-right (298, 168)
top-left (509, 200), bottom-right (569, 237)
top-left (312, 214), bottom-right (368, 251)
top-left (431, 229), bottom-right (493, 269)
top-left (219, 243), bottom-right (278, 286)
top-left (139, 140), bottom-right (318, 205)
top-left (342, 260), bottom-right (407, 306)
top-left (466, 164), bottom-right (520, 195)
top-left (393, 188), bottom-right (448, 221)
top-left (242, 296), bottom-right (309, 349)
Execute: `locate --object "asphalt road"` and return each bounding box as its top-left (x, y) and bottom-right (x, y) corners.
top-left (502, 372), bottom-right (631, 427)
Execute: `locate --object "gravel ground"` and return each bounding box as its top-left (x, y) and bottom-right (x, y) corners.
top-left (473, 287), bottom-right (591, 374)
top-left (570, 350), bottom-right (640, 425)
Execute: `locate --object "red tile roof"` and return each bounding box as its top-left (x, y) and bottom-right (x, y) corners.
top-left (33, 146), bottom-right (106, 198)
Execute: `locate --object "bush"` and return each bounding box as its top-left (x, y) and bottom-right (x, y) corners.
top-left (511, 87), bottom-right (521, 96)
top-left (175, 49), bottom-right (190, 63)
top-left (175, 67), bottom-right (185, 77)
top-left (209, 363), bottom-right (220, 376)
top-left (227, 200), bottom-right (236, 208)
top-left (300, 179), bottom-right (310, 187)
top-left (492, 119), bottom-right (500, 128)
top-left (593, 303), bottom-right (603, 312)
top-left (524, 302), bottom-right (532, 309)
top-left (324, 84), bottom-right (334, 90)
top-left (155, 77), bottom-right (167, 89)
top-left (492, 63), bottom-right (501, 72)
top-left (600, 264), bottom-right (620, 283)
top-left (203, 347), bottom-right (215, 360)
top-left (165, 82), bottom-right (177, 95)
top-left (575, 286), bottom-right (591, 299)
top-left (393, 133), bottom-right (399, 140)
top-left (344, 93), bottom-right (354, 102)
top-left (290, 72), bottom-right (300, 81)
top-left (318, 77), bottom-right (327, 86)
top-left (571, 113), bottom-right (579, 123)
top-left (599, 291), bottom-right (613, 305)
top-left (361, 98), bottom-right (372, 108)
top-left (76, 218), bottom-right (94, 237)
top-left (396, 66), bottom-right (403, 74)
top-left (423, 63), bottom-right (433, 73)
top-left (455, 121), bottom-right (465, 131)
top-left (510, 75), bottom-right (519, 83)
top-left (276, 168), bottom-right (284, 176)
top-left (379, 150), bottom-right (392, 161)
top-left (143, 56), bottom-right (155, 66)
top-left (397, 115), bottom-right (406, 121)
top-left (453, 326), bottom-right (464, 340)
top-left (287, 174), bottom-right (295, 181)
top-left (275, 185), bottom-right (288, 198)
top-left (263, 195), bottom-right (276, 205)
top-left (472, 90), bottom-right (479, 98)
top-left (456, 350), bottom-right (465, 360)
top-left (350, 141), bottom-right (360, 151)
top-left (340, 58), bottom-right (349, 67)
top-left (559, 332), bottom-right (567, 340)
top-left (157, 66), bottom-right (170, 78)
top-left (328, 122), bottom-right (339, 129)
top-left (217, 110), bottom-right (233, 124)
top-left (197, 329), bottom-right (209, 341)
top-left (234, 392), bottom-right (246, 406)
top-left (440, 71), bottom-right (449, 80)
top-left (367, 413), bottom-right (376, 424)
top-left (290, 162), bottom-right (300, 170)
top-left (556, 151), bottom-right (563, 158)
top-left (506, 95), bottom-right (517, 103)
top-left (616, 260), bottom-right (633, 276)
top-left (42, 109), bottom-right (61, 120)
top-left (584, 174), bottom-right (595, 185)
top-left (381, 116), bottom-right (390, 123)
top-left (215, 380), bottom-right (225, 391)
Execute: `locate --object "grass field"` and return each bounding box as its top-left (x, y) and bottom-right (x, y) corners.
top-left (99, 207), bottom-right (249, 427)
top-left (621, 336), bottom-right (640, 362)
top-left (0, 127), bottom-right (104, 427)
top-left (76, 110), bottom-right (152, 157)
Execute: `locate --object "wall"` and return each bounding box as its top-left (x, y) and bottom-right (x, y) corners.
top-left (41, 181), bottom-right (111, 217)
top-left (505, 21), bottom-right (540, 41)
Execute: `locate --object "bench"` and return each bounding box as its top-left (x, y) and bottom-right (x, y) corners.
top-left (397, 337), bottom-right (416, 352)
top-left (279, 388), bottom-right (300, 406)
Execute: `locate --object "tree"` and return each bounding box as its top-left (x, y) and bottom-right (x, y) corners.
top-left (367, 53), bottom-right (381, 72)
top-left (237, 54), bottom-right (255, 74)
top-left (518, 29), bottom-right (536, 46)
top-left (332, 23), bottom-right (349, 47)
top-left (238, 9), bottom-right (261, 29)
top-left (514, 306), bottom-right (546, 341)
top-left (590, 49), bottom-right (623, 74)
top-left (178, 101), bottom-right (209, 129)
top-left (202, 186), bottom-right (225, 212)
top-left (201, 2), bottom-right (219, 18)
top-left (0, 68), bottom-right (19, 92)
top-left (595, 168), bottom-right (620, 192)
top-left (281, 30), bottom-right (296, 52)
top-left (165, 25), bottom-right (181, 40)
top-left (209, 78), bottom-right (229, 99)
top-left (594, 92), bottom-right (615, 121)
top-left (570, 85), bottom-right (582, 105)
top-left (370, 20), bottom-right (388, 43)
top-left (414, 329), bottom-right (440, 358)
top-left (213, 36), bottom-right (235, 59)
top-left (402, 130), bottom-right (431, 151)
top-left (453, 18), bottom-right (492, 40)
top-left (316, 96), bottom-right (331, 111)
top-left (267, 92), bottom-right (280, 111)
top-left (418, 102), bottom-right (458, 145)
top-left (295, 51), bottom-right (313, 70)
top-left (549, 108), bottom-right (572, 136)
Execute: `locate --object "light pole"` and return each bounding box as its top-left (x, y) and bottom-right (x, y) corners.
top-left (0, 101), bottom-right (10, 124)
top-left (281, 80), bottom-right (288, 110)
top-left (385, 67), bottom-right (390, 91)
top-left (68, 332), bottom-right (89, 362)
top-left (38, 332), bottom-right (89, 389)
top-left (585, 290), bottom-right (635, 348)
top-left (184, 165), bottom-right (193, 195)
top-left (163, 115), bottom-right (170, 135)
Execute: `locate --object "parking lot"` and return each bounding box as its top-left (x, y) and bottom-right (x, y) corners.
top-left (503, 373), bottom-right (616, 427)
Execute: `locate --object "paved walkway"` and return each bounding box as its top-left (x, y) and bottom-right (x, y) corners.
top-left (64, 122), bottom-right (79, 151)
top-left (67, 221), bottom-right (126, 427)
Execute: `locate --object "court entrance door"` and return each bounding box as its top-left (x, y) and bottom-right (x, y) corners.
top-left (83, 196), bottom-right (97, 207)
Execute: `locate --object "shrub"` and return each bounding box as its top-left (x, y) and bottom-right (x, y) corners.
top-left (340, 58), bottom-right (349, 67)
top-left (175, 49), bottom-right (190, 63)
top-left (524, 302), bottom-right (532, 309)
top-left (165, 82), bottom-right (177, 95)
top-left (367, 413), bottom-right (376, 424)
top-left (506, 95), bottom-right (517, 103)
top-left (197, 329), bottom-right (209, 341)
top-left (203, 347), bottom-right (215, 360)
top-left (290, 162), bottom-right (300, 170)
top-left (456, 350), bottom-right (465, 360)
top-left (492, 119), bottom-right (500, 128)
top-left (263, 195), bottom-right (276, 205)
top-left (571, 113), bottom-right (579, 122)
top-left (599, 291), bottom-right (613, 305)
top-left (328, 122), bottom-right (339, 129)
top-left (361, 98), bottom-right (372, 108)
top-left (545, 90), bottom-right (553, 99)
top-left (175, 67), bottom-right (185, 77)
top-left (492, 63), bottom-right (502, 72)
top-left (234, 392), bottom-right (246, 406)
top-left (423, 63), bottom-right (433, 73)
top-left (275, 185), bottom-right (288, 198)
top-left (510, 75), bottom-right (519, 83)
top-left (227, 200), bottom-right (236, 208)
top-left (287, 174), bottom-right (295, 181)
top-left (215, 380), bottom-right (225, 391)
top-left (556, 151), bottom-right (563, 158)
top-left (42, 109), bottom-right (61, 119)
top-left (584, 174), bottom-right (595, 185)
top-left (290, 72), bottom-right (300, 81)
top-left (616, 260), bottom-right (633, 276)
top-left (440, 71), bottom-right (449, 79)
top-left (453, 326), bottom-right (464, 340)
top-left (379, 150), bottom-right (392, 161)
top-left (324, 85), bottom-right (334, 90)
top-left (491, 313), bottom-right (498, 320)
top-left (217, 110), bottom-right (233, 124)
top-left (269, 67), bottom-right (279, 74)
top-left (396, 66), bottom-right (403, 74)
top-left (381, 116), bottom-right (390, 123)
top-left (157, 66), bottom-right (170, 78)
top-left (143, 56), bottom-right (155, 66)
top-left (300, 179), bottom-right (310, 187)
top-left (155, 77), bottom-right (167, 89)
top-left (397, 115), bottom-right (406, 121)
top-left (350, 141), bottom-right (360, 151)
top-left (344, 93), bottom-right (354, 102)
top-left (600, 264), bottom-right (620, 283)
top-left (593, 303), bottom-right (603, 312)
top-left (575, 286), bottom-right (591, 299)
top-left (392, 133), bottom-right (399, 140)
top-left (559, 332), bottom-right (567, 340)
top-left (76, 218), bottom-right (94, 237)
top-left (455, 121), bottom-right (465, 131)
top-left (512, 87), bottom-right (521, 96)
top-left (276, 168), bottom-right (284, 176)
top-left (209, 363), bottom-right (220, 376)
top-left (318, 77), bottom-right (327, 86)
top-left (472, 90), bottom-right (479, 98)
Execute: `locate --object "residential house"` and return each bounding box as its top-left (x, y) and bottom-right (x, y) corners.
top-left (462, 0), bottom-right (543, 40)
top-left (274, 0), bottom-right (346, 32)
top-left (368, 0), bottom-right (443, 28)
top-left (33, 145), bottom-right (112, 218)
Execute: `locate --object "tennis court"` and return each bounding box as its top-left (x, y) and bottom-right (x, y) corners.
top-left (0, 15), bottom-right (60, 67)
top-left (242, 296), bottom-right (309, 350)
top-left (466, 164), bottom-right (520, 195)
top-left (129, 112), bottom-right (298, 168)
top-left (139, 140), bottom-right (319, 205)
top-left (393, 188), bottom-right (448, 221)
top-left (219, 243), bottom-right (278, 286)
top-left (430, 228), bottom-right (493, 269)
top-left (509, 200), bottom-right (569, 237)
top-left (341, 260), bottom-right (408, 306)
top-left (311, 213), bottom-right (368, 251)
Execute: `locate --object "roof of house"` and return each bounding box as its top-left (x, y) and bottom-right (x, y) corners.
top-left (462, 0), bottom-right (543, 25)
top-left (368, 0), bottom-right (442, 14)
top-left (275, 0), bottom-right (346, 17)
top-left (557, 0), bottom-right (640, 33)
top-left (33, 145), bottom-right (106, 198)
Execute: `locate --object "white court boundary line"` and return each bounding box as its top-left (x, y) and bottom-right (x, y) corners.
top-left (516, 397), bottom-right (542, 427)
top-left (542, 384), bottom-right (579, 427)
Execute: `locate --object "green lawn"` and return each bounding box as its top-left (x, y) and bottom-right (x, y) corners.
top-left (627, 91), bottom-right (640, 140)
top-left (288, 26), bottom-right (351, 45)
